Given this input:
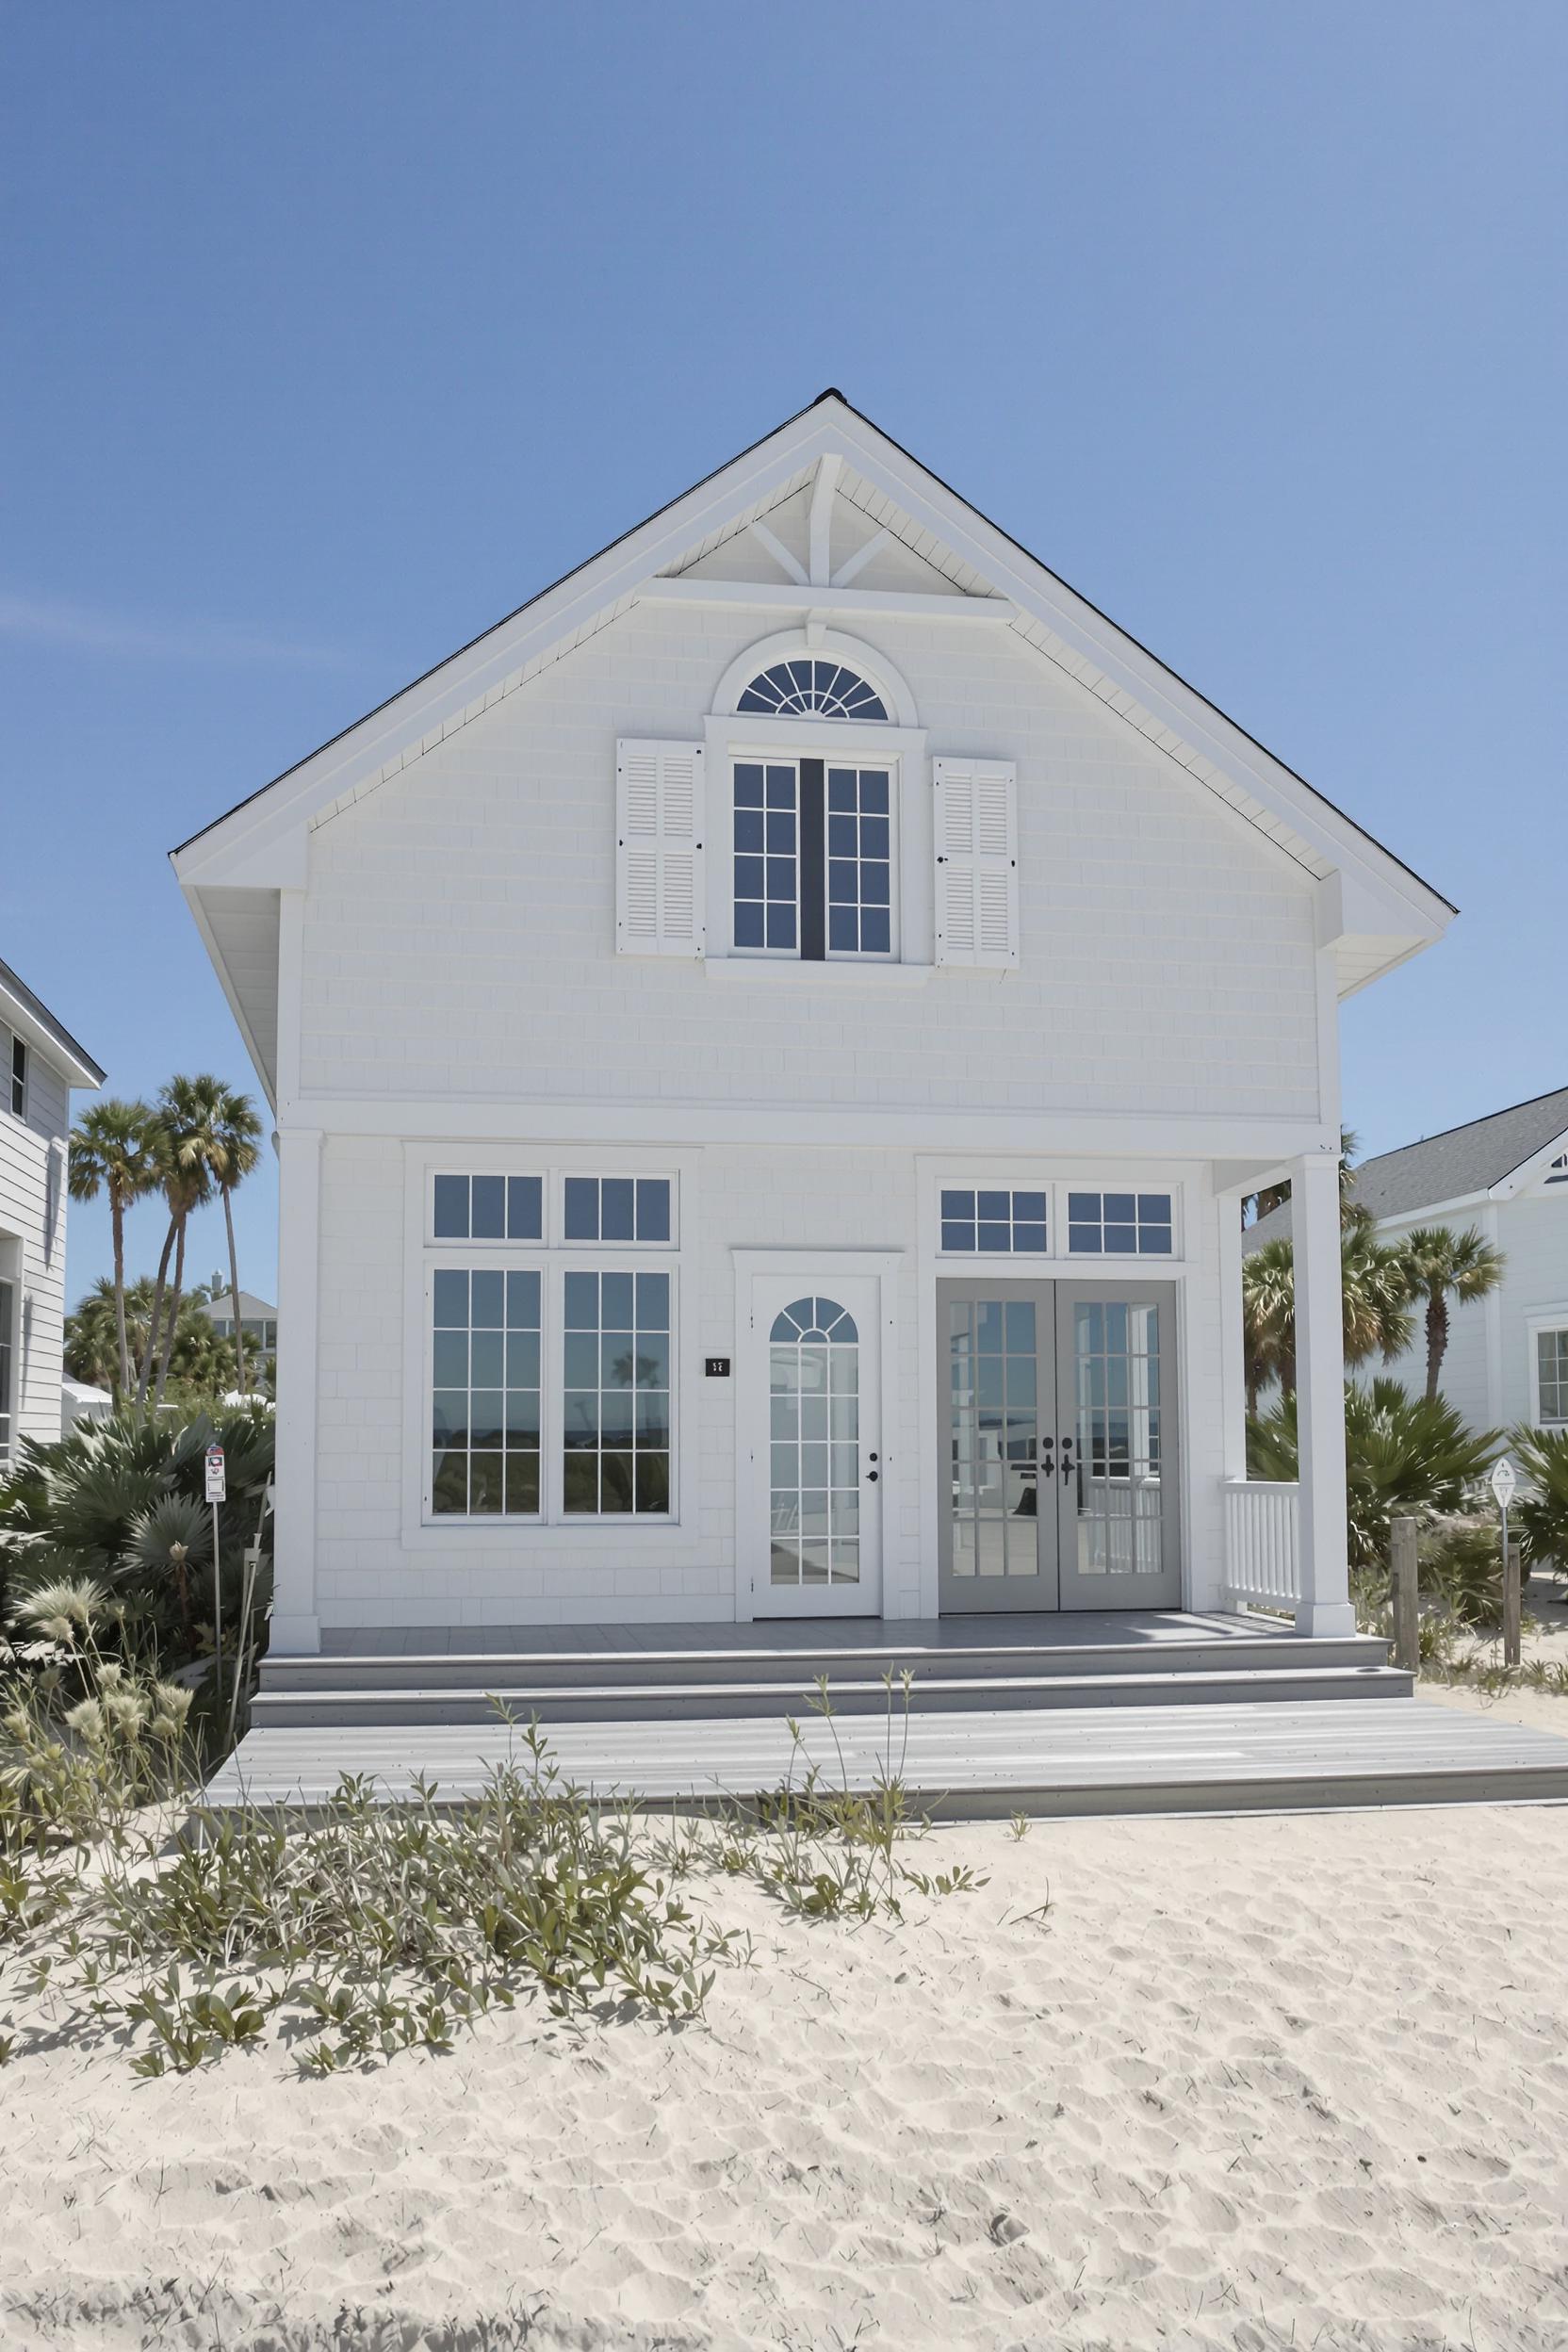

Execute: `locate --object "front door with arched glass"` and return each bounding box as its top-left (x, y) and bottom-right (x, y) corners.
top-left (742, 1273), bottom-right (884, 1618)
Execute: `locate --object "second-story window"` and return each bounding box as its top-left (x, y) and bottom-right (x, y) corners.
top-left (733, 760), bottom-right (894, 961)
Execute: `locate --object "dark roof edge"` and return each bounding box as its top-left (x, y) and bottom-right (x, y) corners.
top-left (173, 388), bottom-right (1457, 918)
top-left (0, 956), bottom-right (106, 1084)
top-left (1355, 1083), bottom-right (1568, 1174)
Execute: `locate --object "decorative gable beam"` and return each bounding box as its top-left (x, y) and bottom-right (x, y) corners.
top-left (808, 453), bottom-right (841, 584)
top-left (638, 577), bottom-right (1018, 624)
top-left (830, 526), bottom-right (891, 589)
top-left (746, 520), bottom-right (808, 586)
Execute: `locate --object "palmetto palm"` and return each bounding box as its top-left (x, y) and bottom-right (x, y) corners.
top-left (176, 1079), bottom-right (263, 1392)
top-left (67, 1099), bottom-right (159, 1400)
top-left (1397, 1224), bottom-right (1506, 1402)
top-left (1249, 1377), bottom-right (1500, 1567)
top-left (1241, 1238), bottom-right (1297, 1409)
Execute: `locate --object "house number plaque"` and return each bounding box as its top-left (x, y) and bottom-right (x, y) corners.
top-left (705, 1357), bottom-right (731, 1378)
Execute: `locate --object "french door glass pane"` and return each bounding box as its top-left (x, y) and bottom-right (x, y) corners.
top-left (770, 1296), bottom-right (859, 1585)
top-left (1072, 1300), bottom-right (1163, 1576)
top-left (947, 1298), bottom-right (1038, 1578)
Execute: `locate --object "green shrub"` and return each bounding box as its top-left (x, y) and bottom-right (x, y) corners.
top-left (1248, 1377), bottom-right (1499, 1568)
top-left (0, 1406), bottom-right (272, 1674)
top-left (1512, 1425), bottom-right (1568, 1574)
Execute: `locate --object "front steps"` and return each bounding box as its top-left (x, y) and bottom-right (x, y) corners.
top-left (253, 1625), bottom-right (1408, 1731)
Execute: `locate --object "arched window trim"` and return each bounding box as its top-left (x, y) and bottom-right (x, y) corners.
top-left (710, 629), bottom-right (919, 727)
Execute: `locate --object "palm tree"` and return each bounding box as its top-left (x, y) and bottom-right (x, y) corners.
top-left (1397, 1225), bottom-right (1507, 1401)
top-left (67, 1101), bottom-right (159, 1401)
top-left (1249, 1377), bottom-right (1500, 1567)
top-left (1241, 1214), bottom-right (1414, 1409)
top-left (1242, 1238), bottom-right (1297, 1409)
top-left (140, 1079), bottom-right (214, 1410)
top-left (180, 1081), bottom-right (263, 1394)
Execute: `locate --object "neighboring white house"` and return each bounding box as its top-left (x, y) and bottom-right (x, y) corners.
top-left (0, 956), bottom-right (105, 1462)
top-left (200, 1287), bottom-right (279, 1362)
top-left (172, 390), bottom-right (1455, 1653)
top-left (1250, 1087), bottom-right (1568, 1435)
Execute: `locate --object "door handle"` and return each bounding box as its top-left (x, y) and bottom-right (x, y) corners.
top-left (1057, 1440), bottom-right (1076, 1480)
top-left (866, 1468), bottom-right (878, 1483)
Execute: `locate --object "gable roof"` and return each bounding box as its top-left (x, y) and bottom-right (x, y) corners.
top-left (1249, 1085), bottom-right (1568, 1248)
top-left (0, 955), bottom-right (104, 1088)
top-left (200, 1289), bottom-right (277, 1324)
top-left (172, 390), bottom-right (1457, 1102)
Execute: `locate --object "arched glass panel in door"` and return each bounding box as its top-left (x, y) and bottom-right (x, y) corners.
top-left (769, 1296), bottom-right (860, 1587)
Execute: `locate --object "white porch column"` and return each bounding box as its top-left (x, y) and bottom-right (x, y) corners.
top-left (270, 1126), bottom-right (323, 1654)
top-left (1217, 1190), bottom-right (1249, 1485)
top-left (1290, 1151), bottom-right (1355, 1637)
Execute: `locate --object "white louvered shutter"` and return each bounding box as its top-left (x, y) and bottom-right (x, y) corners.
top-left (615, 740), bottom-right (706, 956)
top-left (932, 758), bottom-right (1019, 969)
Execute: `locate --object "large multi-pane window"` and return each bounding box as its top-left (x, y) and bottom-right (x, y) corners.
top-left (1537, 1329), bottom-right (1568, 1426)
top-left (426, 1174), bottom-right (677, 1523)
top-left (564, 1271), bottom-right (671, 1515)
top-left (733, 760), bottom-right (894, 960)
top-left (432, 1269), bottom-right (542, 1516)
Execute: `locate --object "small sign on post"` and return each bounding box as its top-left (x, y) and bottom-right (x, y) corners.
top-left (1491, 1457), bottom-right (1521, 1670)
top-left (205, 1445), bottom-right (226, 1717)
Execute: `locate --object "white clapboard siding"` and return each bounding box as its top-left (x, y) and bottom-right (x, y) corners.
top-left (932, 758), bottom-right (1019, 969)
top-left (615, 740), bottom-right (706, 956)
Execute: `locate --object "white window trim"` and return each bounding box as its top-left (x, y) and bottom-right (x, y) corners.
top-left (927, 1177), bottom-right (1187, 1266)
top-left (0, 1270), bottom-right (15, 1462)
top-left (401, 1143), bottom-right (698, 1549)
top-left (704, 715), bottom-right (930, 968)
top-left (1527, 1306), bottom-right (1568, 1428)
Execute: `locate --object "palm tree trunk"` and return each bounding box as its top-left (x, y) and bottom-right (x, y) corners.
top-left (137, 1217), bottom-right (178, 1406)
top-left (221, 1183), bottom-right (247, 1396)
top-left (153, 1216), bottom-right (187, 1408)
top-left (110, 1187), bottom-right (129, 1403)
top-left (1425, 1289), bottom-right (1448, 1403)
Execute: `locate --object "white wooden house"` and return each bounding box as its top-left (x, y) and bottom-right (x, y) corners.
top-left (173, 392), bottom-right (1455, 1656)
top-left (0, 956), bottom-right (104, 1461)
top-left (1251, 1087), bottom-right (1568, 1434)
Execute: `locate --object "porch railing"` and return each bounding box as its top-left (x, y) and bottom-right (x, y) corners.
top-left (1223, 1478), bottom-right (1300, 1613)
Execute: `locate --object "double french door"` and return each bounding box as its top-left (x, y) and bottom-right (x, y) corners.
top-left (939, 1279), bottom-right (1181, 1612)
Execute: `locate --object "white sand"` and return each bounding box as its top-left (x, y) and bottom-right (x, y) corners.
top-left (7, 1796), bottom-right (1568, 2350)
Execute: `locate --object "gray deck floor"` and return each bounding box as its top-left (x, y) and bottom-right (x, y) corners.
top-left (316, 1609), bottom-right (1290, 1659)
top-left (206, 1697), bottom-right (1568, 1819)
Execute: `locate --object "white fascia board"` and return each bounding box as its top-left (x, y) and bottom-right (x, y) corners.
top-left (1372, 1193), bottom-right (1491, 1232)
top-left (821, 416), bottom-right (1455, 945)
top-left (280, 1092), bottom-right (1337, 1161)
top-left (0, 985), bottom-right (103, 1090)
top-left (171, 410), bottom-right (848, 887)
top-left (181, 884), bottom-right (279, 1113)
top-left (170, 394), bottom-right (1452, 948)
top-left (639, 577), bottom-right (1017, 623)
top-left (1490, 1126), bottom-right (1568, 1199)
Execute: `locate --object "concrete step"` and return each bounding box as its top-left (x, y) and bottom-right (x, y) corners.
top-left (260, 1631), bottom-right (1391, 1696)
top-left (250, 1661), bottom-right (1413, 1730)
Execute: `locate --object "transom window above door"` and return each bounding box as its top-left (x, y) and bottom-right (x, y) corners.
top-left (737, 660), bottom-right (888, 721)
top-left (733, 760), bottom-right (893, 958)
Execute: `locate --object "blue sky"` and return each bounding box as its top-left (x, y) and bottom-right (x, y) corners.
top-left (4, 1), bottom-right (1563, 1306)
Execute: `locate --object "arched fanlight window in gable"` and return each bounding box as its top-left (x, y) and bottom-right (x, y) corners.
top-left (737, 659), bottom-right (889, 722)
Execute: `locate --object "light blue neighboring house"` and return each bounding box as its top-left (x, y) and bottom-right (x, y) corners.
top-left (1250, 1086), bottom-right (1568, 1435)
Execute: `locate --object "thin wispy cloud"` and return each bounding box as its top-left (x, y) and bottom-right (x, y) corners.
top-left (0, 590), bottom-right (348, 667)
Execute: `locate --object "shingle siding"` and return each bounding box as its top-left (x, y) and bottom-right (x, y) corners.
top-left (299, 603), bottom-right (1321, 1122)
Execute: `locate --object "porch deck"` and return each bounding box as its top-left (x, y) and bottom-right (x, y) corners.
top-left (208, 1610), bottom-right (1568, 1817)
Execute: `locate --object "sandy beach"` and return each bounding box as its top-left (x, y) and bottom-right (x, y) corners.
top-left (6, 1790), bottom-right (1568, 2351)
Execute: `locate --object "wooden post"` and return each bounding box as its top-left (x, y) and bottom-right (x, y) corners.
top-left (1503, 1535), bottom-right (1522, 1671)
top-left (1390, 1516), bottom-right (1419, 1674)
